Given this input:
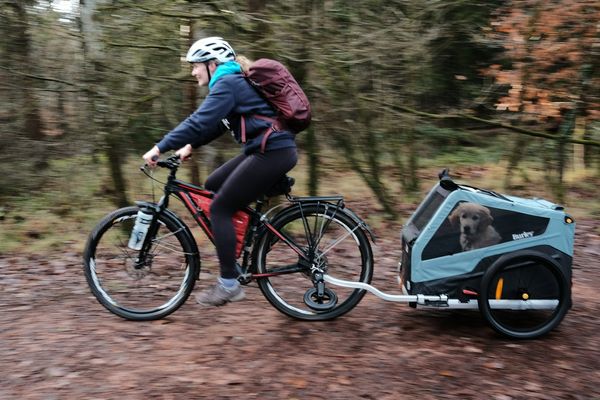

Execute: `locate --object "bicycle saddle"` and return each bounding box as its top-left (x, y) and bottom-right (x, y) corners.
top-left (265, 175), bottom-right (295, 197)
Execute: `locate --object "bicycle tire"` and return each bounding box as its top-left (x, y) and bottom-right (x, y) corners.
top-left (83, 206), bottom-right (200, 321)
top-left (254, 203), bottom-right (373, 320)
top-left (478, 252), bottom-right (570, 339)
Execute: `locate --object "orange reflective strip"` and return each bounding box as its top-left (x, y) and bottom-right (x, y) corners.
top-left (495, 278), bottom-right (504, 300)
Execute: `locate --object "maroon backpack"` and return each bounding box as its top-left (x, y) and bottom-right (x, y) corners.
top-left (242, 59), bottom-right (311, 152)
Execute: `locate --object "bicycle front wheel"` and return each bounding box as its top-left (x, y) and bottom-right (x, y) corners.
top-left (83, 206), bottom-right (200, 321)
top-left (254, 203), bottom-right (373, 320)
top-left (478, 253), bottom-right (570, 339)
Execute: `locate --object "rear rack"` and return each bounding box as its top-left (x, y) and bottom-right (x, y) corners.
top-left (287, 195), bottom-right (345, 204)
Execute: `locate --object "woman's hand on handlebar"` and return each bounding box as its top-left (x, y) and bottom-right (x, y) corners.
top-left (142, 144), bottom-right (188, 169)
top-left (175, 144), bottom-right (193, 161)
top-left (143, 145), bottom-right (161, 167)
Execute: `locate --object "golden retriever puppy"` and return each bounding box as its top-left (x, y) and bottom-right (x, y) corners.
top-left (449, 202), bottom-right (501, 251)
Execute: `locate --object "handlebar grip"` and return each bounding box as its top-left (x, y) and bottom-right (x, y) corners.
top-left (156, 154), bottom-right (181, 169)
top-left (141, 154), bottom-right (181, 171)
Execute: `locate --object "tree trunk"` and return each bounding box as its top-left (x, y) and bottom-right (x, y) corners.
top-left (80, 0), bottom-right (129, 206)
top-left (389, 133), bottom-right (407, 192)
top-left (295, 0), bottom-right (321, 196)
top-left (504, 3), bottom-right (540, 188)
top-left (105, 135), bottom-right (130, 208)
top-left (334, 131), bottom-right (396, 219)
top-left (555, 109), bottom-right (576, 203)
top-left (57, 89), bottom-right (69, 135)
top-left (504, 135), bottom-right (528, 189)
top-left (182, 20), bottom-right (201, 185)
top-left (305, 126), bottom-right (319, 196)
top-left (365, 125), bottom-right (397, 218)
top-left (405, 125), bottom-right (419, 193)
top-left (12, 1), bottom-right (44, 141)
top-left (247, 0), bottom-right (271, 59)
top-left (578, 62), bottom-right (595, 168)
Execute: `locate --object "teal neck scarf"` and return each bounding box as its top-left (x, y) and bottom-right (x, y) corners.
top-left (208, 61), bottom-right (242, 90)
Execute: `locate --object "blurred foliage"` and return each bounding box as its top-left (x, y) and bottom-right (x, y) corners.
top-left (0, 0), bottom-right (598, 240)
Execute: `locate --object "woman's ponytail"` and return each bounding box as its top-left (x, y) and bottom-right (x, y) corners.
top-left (236, 55), bottom-right (253, 73)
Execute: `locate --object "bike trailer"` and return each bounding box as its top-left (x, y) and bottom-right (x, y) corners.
top-left (397, 171), bottom-right (575, 338)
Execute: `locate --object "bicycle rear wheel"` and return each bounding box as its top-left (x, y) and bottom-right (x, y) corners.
top-left (478, 253), bottom-right (570, 339)
top-left (254, 203), bottom-right (373, 320)
top-left (83, 206), bottom-right (200, 320)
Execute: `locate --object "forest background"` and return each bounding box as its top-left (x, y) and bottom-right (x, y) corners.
top-left (0, 0), bottom-right (598, 253)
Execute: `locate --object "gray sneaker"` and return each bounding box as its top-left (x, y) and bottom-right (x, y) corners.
top-left (195, 282), bottom-right (246, 306)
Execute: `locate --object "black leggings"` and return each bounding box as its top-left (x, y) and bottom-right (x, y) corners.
top-left (205, 147), bottom-right (298, 279)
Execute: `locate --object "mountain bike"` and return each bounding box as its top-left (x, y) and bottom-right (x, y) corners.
top-left (83, 155), bottom-right (374, 321)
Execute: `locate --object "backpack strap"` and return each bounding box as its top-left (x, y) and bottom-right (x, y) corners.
top-left (240, 115), bottom-right (247, 143)
top-left (240, 114), bottom-right (278, 153)
top-left (260, 127), bottom-right (274, 153)
top-left (253, 115), bottom-right (278, 153)
top-left (253, 114), bottom-right (277, 125)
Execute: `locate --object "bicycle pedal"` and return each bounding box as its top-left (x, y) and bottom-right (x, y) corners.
top-left (237, 273), bottom-right (253, 285)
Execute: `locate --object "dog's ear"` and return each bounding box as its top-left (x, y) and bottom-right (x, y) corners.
top-left (479, 206), bottom-right (493, 229)
top-left (448, 205), bottom-right (462, 227)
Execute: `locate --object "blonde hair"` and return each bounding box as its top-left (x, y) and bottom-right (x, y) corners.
top-left (236, 55), bottom-right (253, 73)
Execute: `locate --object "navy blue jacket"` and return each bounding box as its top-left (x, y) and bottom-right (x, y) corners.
top-left (156, 74), bottom-right (296, 155)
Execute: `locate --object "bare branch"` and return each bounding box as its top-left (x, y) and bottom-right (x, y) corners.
top-left (106, 42), bottom-right (179, 52)
top-left (0, 65), bottom-right (90, 91)
top-left (0, 83), bottom-right (80, 93)
top-left (361, 96), bottom-right (600, 147)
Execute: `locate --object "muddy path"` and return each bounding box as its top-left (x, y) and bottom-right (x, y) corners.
top-left (1, 220), bottom-right (598, 399)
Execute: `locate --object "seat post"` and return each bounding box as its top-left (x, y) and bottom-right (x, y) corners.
top-left (255, 196), bottom-right (266, 214)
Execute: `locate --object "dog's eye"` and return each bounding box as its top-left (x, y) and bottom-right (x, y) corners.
top-left (472, 215), bottom-right (479, 221)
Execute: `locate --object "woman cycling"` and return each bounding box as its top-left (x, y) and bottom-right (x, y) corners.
top-left (143, 37), bottom-right (298, 306)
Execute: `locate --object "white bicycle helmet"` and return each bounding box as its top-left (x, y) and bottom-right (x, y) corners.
top-left (186, 37), bottom-right (236, 63)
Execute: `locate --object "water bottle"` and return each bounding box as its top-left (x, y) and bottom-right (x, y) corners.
top-left (127, 209), bottom-right (153, 250)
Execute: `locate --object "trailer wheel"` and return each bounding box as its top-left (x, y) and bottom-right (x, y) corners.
top-left (478, 251), bottom-right (570, 340)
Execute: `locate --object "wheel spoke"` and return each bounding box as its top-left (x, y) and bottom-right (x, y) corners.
top-left (320, 223), bottom-right (361, 258)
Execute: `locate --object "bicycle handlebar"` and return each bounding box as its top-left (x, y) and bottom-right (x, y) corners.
top-left (141, 154), bottom-right (182, 172)
top-left (157, 154), bottom-right (181, 169)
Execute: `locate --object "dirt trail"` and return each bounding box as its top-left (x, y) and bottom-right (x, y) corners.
top-left (1, 220), bottom-right (599, 399)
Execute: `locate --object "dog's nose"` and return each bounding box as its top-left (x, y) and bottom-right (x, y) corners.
top-left (464, 226), bottom-right (471, 234)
